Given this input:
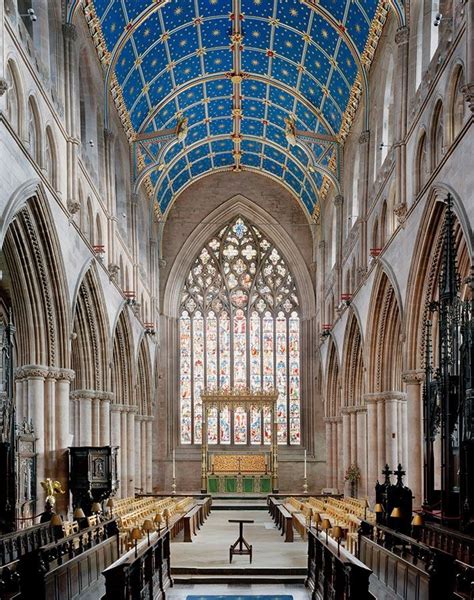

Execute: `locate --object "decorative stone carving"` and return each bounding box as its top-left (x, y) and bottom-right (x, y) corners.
top-left (17, 365), bottom-right (49, 379)
top-left (402, 370), bottom-right (425, 385)
top-left (67, 200), bottom-right (80, 215)
top-left (0, 78), bottom-right (8, 96)
top-left (461, 83), bottom-right (474, 114)
top-left (108, 263), bottom-right (120, 282)
top-left (395, 26), bottom-right (409, 45)
top-left (359, 130), bottom-right (370, 144)
top-left (158, 258), bottom-right (167, 269)
top-left (334, 195), bottom-right (344, 207)
top-left (394, 202), bottom-right (407, 226)
top-left (56, 368), bottom-right (75, 382)
top-left (62, 23), bottom-right (77, 41)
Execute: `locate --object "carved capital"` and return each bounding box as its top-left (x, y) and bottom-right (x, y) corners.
top-left (395, 26), bottom-right (409, 45)
top-left (334, 195), bottom-right (344, 207)
top-left (62, 23), bottom-right (78, 41)
top-left (318, 240), bottom-right (326, 250)
top-left (158, 258), bottom-right (167, 269)
top-left (363, 393), bottom-right (382, 405)
top-left (359, 130), bottom-right (370, 145)
top-left (380, 391), bottom-right (407, 403)
top-left (130, 192), bottom-right (139, 205)
top-left (0, 78), bottom-right (8, 97)
top-left (461, 83), bottom-right (474, 114)
top-left (402, 369), bottom-right (425, 384)
top-left (20, 365), bottom-right (50, 379)
top-left (67, 199), bottom-right (81, 215)
top-left (56, 368), bottom-right (75, 383)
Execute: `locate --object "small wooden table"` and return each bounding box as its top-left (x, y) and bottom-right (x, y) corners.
top-left (228, 519), bottom-right (254, 563)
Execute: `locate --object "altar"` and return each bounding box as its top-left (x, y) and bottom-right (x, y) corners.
top-left (200, 388), bottom-right (279, 494)
top-left (207, 453), bottom-right (272, 494)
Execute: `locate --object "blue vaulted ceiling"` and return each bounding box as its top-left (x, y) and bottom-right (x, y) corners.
top-left (83, 0), bottom-right (385, 218)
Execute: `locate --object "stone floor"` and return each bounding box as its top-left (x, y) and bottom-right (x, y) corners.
top-left (171, 509), bottom-right (307, 570)
top-left (169, 507), bottom-right (310, 598)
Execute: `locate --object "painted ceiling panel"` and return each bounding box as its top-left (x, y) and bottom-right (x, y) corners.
top-left (85, 0), bottom-right (385, 218)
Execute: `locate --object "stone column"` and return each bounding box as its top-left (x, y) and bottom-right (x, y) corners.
top-left (135, 417), bottom-right (142, 493)
top-left (356, 407), bottom-right (367, 497)
top-left (334, 195), bottom-right (344, 302)
top-left (394, 26), bottom-right (409, 216)
top-left (349, 409), bottom-right (357, 465)
top-left (54, 369), bottom-right (74, 514)
top-left (55, 370), bottom-right (74, 452)
top-left (80, 396), bottom-right (92, 446)
top-left (130, 193), bottom-right (139, 293)
top-left (462, 0), bottom-right (474, 113)
top-left (99, 393), bottom-right (112, 446)
top-left (376, 396), bottom-right (386, 476)
top-left (402, 370), bottom-right (424, 508)
top-left (44, 371), bottom-right (56, 465)
top-left (336, 417), bottom-right (343, 492)
top-left (62, 23), bottom-right (79, 214)
top-left (141, 419), bottom-right (147, 492)
top-left (384, 392), bottom-right (406, 471)
top-left (365, 394), bottom-right (378, 502)
top-left (120, 408), bottom-right (128, 496)
top-left (342, 409), bottom-right (351, 494)
top-left (358, 130), bottom-right (370, 273)
top-left (23, 366), bottom-right (48, 504)
top-left (110, 405), bottom-right (122, 495)
top-left (146, 418), bottom-right (152, 493)
top-left (331, 420), bottom-right (338, 490)
top-left (127, 408), bottom-right (136, 496)
top-left (91, 395), bottom-right (100, 446)
top-left (325, 418), bottom-right (333, 489)
top-left (15, 377), bottom-right (24, 425)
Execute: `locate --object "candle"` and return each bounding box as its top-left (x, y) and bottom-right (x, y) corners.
top-left (304, 449), bottom-right (307, 479)
top-left (172, 449), bottom-right (176, 479)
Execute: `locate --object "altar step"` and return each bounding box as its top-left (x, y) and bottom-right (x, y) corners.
top-left (172, 566), bottom-right (306, 585)
top-left (211, 496), bottom-right (268, 510)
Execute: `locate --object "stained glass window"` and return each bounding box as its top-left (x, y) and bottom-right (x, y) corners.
top-left (179, 216), bottom-right (301, 445)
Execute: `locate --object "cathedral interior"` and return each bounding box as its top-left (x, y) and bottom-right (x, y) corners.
top-left (0, 0), bottom-right (473, 598)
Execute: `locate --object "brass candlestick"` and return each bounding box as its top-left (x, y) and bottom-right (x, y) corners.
top-left (171, 477), bottom-right (176, 495)
top-left (303, 477), bottom-right (308, 494)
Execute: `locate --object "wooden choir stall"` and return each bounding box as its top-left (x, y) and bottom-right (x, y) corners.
top-left (199, 388), bottom-right (279, 494)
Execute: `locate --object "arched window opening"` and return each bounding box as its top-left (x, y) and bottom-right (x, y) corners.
top-left (415, 132), bottom-right (428, 194)
top-left (27, 98), bottom-right (40, 164)
top-left (371, 219), bottom-right (379, 253)
top-left (380, 201), bottom-right (388, 247)
top-left (450, 67), bottom-right (465, 141)
top-left (45, 127), bottom-right (57, 189)
top-left (86, 197), bottom-right (94, 245)
top-left (381, 56), bottom-right (394, 163)
top-left (331, 209), bottom-right (337, 268)
top-left (95, 214), bottom-right (102, 246)
top-left (432, 101), bottom-right (444, 169)
top-left (415, 5), bottom-right (423, 90)
top-left (351, 149), bottom-right (360, 225)
top-left (179, 216), bottom-right (301, 446)
top-left (430, 0), bottom-right (440, 60)
top-left (6, 63), bottom-right (20, 134)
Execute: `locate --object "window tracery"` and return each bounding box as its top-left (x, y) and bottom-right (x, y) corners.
top-left (179, 216), bottom-right (300, 446)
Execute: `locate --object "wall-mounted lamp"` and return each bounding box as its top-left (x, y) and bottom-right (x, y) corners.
top-left (433, 12), bottom-right (442, 27)
top-left (20, 8), bottom-right (37, 22)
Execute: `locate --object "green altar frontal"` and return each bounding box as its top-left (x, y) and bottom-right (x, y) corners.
top-left (207, 474), bottom-right (272, 494)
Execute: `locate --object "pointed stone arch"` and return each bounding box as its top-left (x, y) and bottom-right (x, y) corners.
top-left (341, 312), bottom-right (365, 408)
top-left (163, 194), bottom-right (315, 320)
top-left (71, 264), bottom-right (110, 392)
top-left (2, 191), bottom-right (70, 368)
top-left (111, 308), bottom-right (134, 408)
